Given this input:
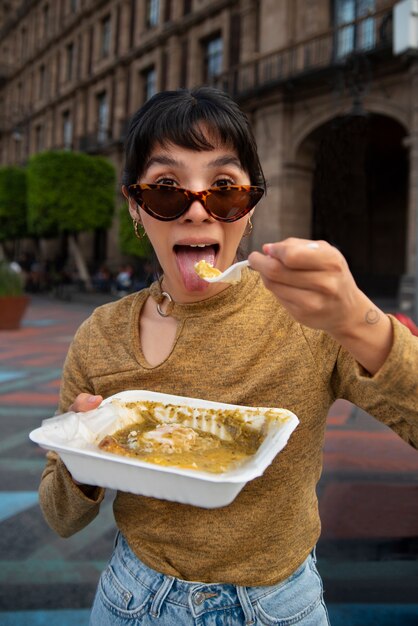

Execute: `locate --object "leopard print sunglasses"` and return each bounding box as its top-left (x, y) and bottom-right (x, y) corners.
top-left (127, 184), bottom-right (264, 222)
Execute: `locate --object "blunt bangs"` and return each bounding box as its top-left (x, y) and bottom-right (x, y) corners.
top-left (122, 87), bottom-right (265, 189)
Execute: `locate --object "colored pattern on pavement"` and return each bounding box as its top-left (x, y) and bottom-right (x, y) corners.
top-left (0, 295), bottom-right (417, 624)
top-left (0, 297), bottom-right (116, 614)
top-left (318, 398), bottom-right (418, 609)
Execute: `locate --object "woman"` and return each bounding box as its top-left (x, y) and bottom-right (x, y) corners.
top-left (39, 87), bottom-right (418, 625)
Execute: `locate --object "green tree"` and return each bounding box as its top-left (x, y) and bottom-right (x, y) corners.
top-left (27, 151), bottom-right (115, 287)
top-left (118, 203), bottom-right (152, 259)
top-left (0, 166), bottom-right (28, 254)
top-left (27, 151), bottom-right (115, 235)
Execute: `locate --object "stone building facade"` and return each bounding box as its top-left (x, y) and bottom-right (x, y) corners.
top-left (0, 0), bottom-right (416, 299)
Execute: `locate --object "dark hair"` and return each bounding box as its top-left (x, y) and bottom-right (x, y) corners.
top-left (122, 87), bottom-right (266, 189)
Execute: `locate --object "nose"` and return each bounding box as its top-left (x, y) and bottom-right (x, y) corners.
top-left (182, 198), bottom-right (213, 223)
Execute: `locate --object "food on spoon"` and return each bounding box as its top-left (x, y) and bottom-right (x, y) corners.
top-left (98, 400), bottom-right (286, 473)
top-left (194, 259), bottom-right (222, 279)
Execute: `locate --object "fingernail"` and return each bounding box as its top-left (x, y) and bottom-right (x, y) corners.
top-left (263, 243), bottom-right (273, 255)
top-left (87, 395), bottom-right (99, 403)
top-left (306, 242), bottom-right (319, 249)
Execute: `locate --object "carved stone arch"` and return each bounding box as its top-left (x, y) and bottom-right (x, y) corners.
top-left (292, 109), bottom-right (409, 298)
top-left (290, 98), bottom-right (409, 163)
top-left (361, 96), bottom-right (409, 132)
top-left (290, 105), bottom-right (346, 163)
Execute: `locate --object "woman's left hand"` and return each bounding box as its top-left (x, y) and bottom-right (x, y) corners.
top-left (248, 238), bottom-right (360, 335)
top-left (248, 238), bottom-right (393, 374)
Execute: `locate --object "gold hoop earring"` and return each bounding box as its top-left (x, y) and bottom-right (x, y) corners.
top-left (243, 216), bottom-right (253, 238)
top-left (133, 218), bottom-right (146, 239)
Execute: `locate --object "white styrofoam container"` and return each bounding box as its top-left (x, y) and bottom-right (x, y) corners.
top-left (30, 390), bottom-right (299, 508)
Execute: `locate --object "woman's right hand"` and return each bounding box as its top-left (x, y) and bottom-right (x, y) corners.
top-left (68, 393), bottom-right (103, 412)
top-left (67, 393), bottom-right (103, 490)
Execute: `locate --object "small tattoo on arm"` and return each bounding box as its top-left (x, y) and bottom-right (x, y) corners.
top-left (365, 309), bottom-right (380, 324)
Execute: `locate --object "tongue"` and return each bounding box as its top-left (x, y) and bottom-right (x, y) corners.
top-left (175, 246), bottom-right (216, 291)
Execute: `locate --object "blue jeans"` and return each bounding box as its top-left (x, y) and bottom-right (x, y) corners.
top-left (90, 533), bottom-right (330, 625)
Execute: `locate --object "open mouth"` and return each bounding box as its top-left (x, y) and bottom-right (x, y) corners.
top-left (174, 243), bottom-right (219, 290)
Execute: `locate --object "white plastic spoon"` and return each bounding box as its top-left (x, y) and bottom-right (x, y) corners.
top-left (196, 242), bottom-right (320, 285)
top-left (195, 259), bottom-right (250, 284)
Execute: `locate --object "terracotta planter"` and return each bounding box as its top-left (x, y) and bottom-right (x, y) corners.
top-left (0, 295), bottom-right (30, 330)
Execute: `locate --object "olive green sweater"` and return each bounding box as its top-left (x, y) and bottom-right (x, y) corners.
top-left (39, 269), bottom-right (418, 586)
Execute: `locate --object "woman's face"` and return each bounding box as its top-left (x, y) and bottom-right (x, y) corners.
top-left (124, 141), bottom-right (252, 303)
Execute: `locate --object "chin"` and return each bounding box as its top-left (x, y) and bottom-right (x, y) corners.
top-left (183, 280), bottom-right (210, 293)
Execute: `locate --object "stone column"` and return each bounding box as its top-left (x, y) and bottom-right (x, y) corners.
top-left (406, 135), bottom-right (418, 276)
top-left (399, 62), bottom-right (418, 316)
top-left (251, 99), bottom-right (285, 251)
top-left (279, 161), bottom-right (315, 240)
top-left (165, 35), bottom-right (181, 89)
top-left (239, 0), bottom-right (259, 63)
top-left (250, 101), bottom-right (316, 252)
top-left (113, 64), bottom-right (129, 141)
top-left (408, 64), bottom-right (418, 271)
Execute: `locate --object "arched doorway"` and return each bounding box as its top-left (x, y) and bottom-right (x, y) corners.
top-left (310, 114), bottom-right (408, 298)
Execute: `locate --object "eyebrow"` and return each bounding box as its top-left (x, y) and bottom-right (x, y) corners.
top-left (207, 155), bottom-right (244, 169)
top-left (144, 155), bottom-right (179, 170)
top-left (144, 154), bottom-right (244, 171)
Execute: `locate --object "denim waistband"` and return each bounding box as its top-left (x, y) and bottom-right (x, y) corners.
top-left (114, 532), bottom-right (311, 624)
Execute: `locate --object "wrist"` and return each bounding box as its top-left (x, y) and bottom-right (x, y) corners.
top-left (328, 294), bottom-right (393, 375)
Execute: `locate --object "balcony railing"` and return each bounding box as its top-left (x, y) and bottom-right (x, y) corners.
top-left (213, 6), bottom-right (394, 98)
top-left (78, 128), bottom-right (113, 153)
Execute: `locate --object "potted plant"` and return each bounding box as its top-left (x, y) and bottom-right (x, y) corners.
top-left (0, 262), bottom-right (30, 330)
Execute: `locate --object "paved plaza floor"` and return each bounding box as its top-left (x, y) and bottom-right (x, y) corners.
top-left (0, 295), bottom-right (417, 625)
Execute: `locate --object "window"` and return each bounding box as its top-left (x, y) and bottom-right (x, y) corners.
top-left (30, 71), bottom-right (35, 99)
top-left (20, 26), bottom-right (27, 61)
top-left (180, 38), bottom-right (189, 87)
top-left (229, 12), bottom-right (241, 68)
top-left (15, 134), bottom-right (23, 162)
top-left (161, 50), bottom-right (168, 91)
top-left (2, 45), bottom-right (9, 66)
top-left (334, 0), bottom-right (375, 58)
top-left (62, 111), bottom-right (73, 149)
top-left (39, 64), bottom-right (46, 99)
top-left (17, 82), bottom-right (23, 109)
top-left (87, 26), bottom-right (94, 75)
top-left (203, 35), bottom-right (223, 82)
top-left (142, 66), bottom-right (157, 101)
top-left (101, 15), bottom-right (111, 58)
top-left (66, 42), bottom-right (74, 80)
top-left (146, 0), bottom-right (159, 28)
top-left (43, 4), bottom-right (49, 37)
top-left (97, 91), bottom-right (108, 143)
top-left (164, 0), bottom-right (172, 22)
top-left (55, 52), bottom-right (60, 92)
top-left (183, 0), bottom-right (192, 15)
top-left (35, 124), bottom-right (43, 152)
